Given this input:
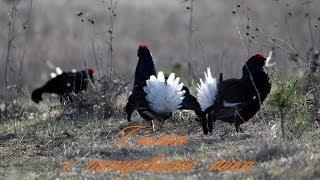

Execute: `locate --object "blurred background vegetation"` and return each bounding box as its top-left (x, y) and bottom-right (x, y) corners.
top-left (0, 0), bottom-right (319, 92)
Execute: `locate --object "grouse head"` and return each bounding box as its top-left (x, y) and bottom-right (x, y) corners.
top-left (245, 53), bottom-right (267, 69)
top-left (242, 53), bottom-right (268, 79)
top-left (137, 44), bottom-right (151, 58)
top-left (86, 67), bottom-right (96, 81)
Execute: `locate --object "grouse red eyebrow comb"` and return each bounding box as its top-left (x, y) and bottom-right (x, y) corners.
top-left (254, 53), bottom-right (263, 58)
top-left (139, 44), bottom-right (148, 49)
top-left (87, 68), bottom-right (96, 74)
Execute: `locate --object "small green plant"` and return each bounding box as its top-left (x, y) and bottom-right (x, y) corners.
top-left (165, 60), bottom-right (184, 80)
top-left (269, 75), bottom-right (299, 139)
top-left (292, 108), bottom-right (310, 137)
top-left (170, 61), bottom-right (183, 75)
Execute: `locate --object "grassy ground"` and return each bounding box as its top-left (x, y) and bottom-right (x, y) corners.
top-left (0, 99), bottom-right (320, 180)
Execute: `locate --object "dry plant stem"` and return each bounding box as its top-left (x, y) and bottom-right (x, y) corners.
top-left (279, 108), bottom-right (285, 139)
top-left (108, 0), bottom-right (114, 77)
top-left (4, 0), bottom-right (21, 121)
top-left (254, 30), bottom-right (319, 71)
top-left (92, 24), bottom-right (103, 78)
top-left (215, 49), bottom-right (228, 77)
top-left (259, 29), bottom-right (297, 55)
top-left (91, 37), bottom-right (99, 77)
top-left (187, 0), bottom-right (194, 86)
top-left (83, 22), bottom-right (88, 69)
top-left (257, 24), bottom-right (319, 71)
top-left (198, 40), bottom-right (207, 71)
top-left (107, 0), bottom-right (119, 78)
top-left (17, 0), bottom-right (33, 89)
top-left (284, 15), bottom-right (297, 56)
top-left (305, 1), bottom-right (317, 73)
top-left (233, 14), bottom-right (261, 106)
top-left (301, 1), bottom-right (318, 122)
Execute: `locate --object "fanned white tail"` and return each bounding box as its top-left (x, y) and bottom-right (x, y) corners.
top-left (50, 73), bottom-right (57, 78)
top-left (50, 67), bottom-right (63, 78)
top-left (56, 67), bottom-right (63, 75)
top-left (197, 68), bottom-right (218, 111)
top-left (144, 71), bottom-right (186, 114)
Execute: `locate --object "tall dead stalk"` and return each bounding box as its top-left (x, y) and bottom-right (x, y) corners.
top-left (4, 0), bottom-right (21, 121)
top-left (187, 0), bottom-right (194, 85)
top-left (106, 0), bottom-right (119, 78)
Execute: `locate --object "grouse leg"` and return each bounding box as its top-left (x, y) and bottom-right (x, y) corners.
top-left (207, 111), bottom-right (216, 133)
top-left (179, 87), bottom-right (209, 135)
top-left (151, 120), bottom-right (156, 132)
top-left (235, 123), bottom-right (243, 133)
top-left (139, 110), bottom-right (160, 132)
top-left (234, 110), bottom-right (244, 133)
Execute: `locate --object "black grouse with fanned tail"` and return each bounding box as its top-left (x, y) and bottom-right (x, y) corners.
top-left (31, 68), bottom-right (95, 103)
top-left (125, 45), bottom-right (208, 134)
top-left (197, 54), bottom-right (272, 133)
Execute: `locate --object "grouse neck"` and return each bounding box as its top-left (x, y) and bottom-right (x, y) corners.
top-left (241, 66), bottom-right (270, 95)
top-left (241, 65), bottom-right (265, 80)
top-left (134, 55), bottom-right (156, 88)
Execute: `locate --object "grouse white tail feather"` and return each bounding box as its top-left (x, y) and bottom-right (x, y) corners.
top-left (157, 71), bottom-right (165, 82)
top-left (144, 71), bottom-right (186, 114)
top-left (51, 67), bottom-right (62, 78)
top-left (50, 73), bottom-right (57, 78)
top-left (197, 67), bottom-right (218, 111)
top-left (56, 67), bottom-right (63, 75)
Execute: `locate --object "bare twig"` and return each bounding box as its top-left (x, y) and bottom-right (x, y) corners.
top-left (17, 0), bottom-right (33, 87)
top-left (187, 0), bottom-right (194, 85)
top-left (198, 40), bottom-right (207, 70)
top-left (4, 0), bottom-right (22, 121)
top-left (232, 12), bottom-right (261, 107)
top-left (106, 0), bottom-right (119, 78)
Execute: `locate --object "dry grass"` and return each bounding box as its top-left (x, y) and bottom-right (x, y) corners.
top-left (0, 94), bottom-right (319, 179)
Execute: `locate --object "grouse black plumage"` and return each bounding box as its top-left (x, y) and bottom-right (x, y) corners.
top-left (31, 68), bottom-right (95, 103)
top-left (125, 45), bottom-right (208, 134)
top-left (197, 54), bottom-right (272, 133)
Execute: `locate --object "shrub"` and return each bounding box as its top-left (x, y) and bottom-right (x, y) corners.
top-left (63, 74), bottom-right (129, 118)
top-left (268, 74), bottom-right (310, 139)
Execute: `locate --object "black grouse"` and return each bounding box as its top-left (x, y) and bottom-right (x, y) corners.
top-left (197, 53), bottom-right (272, 133)
top-left (125, 45), bottom-right (208, 134)
top-left (31, 68), bottom-right (95, 103)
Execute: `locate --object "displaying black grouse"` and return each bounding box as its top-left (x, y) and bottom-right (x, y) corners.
top-left (125, 45), bottom-right (208, 134)
top-left (197, 54), bottom-right (272, 133)
top-left (31, 68), bottom-right (95, 103)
